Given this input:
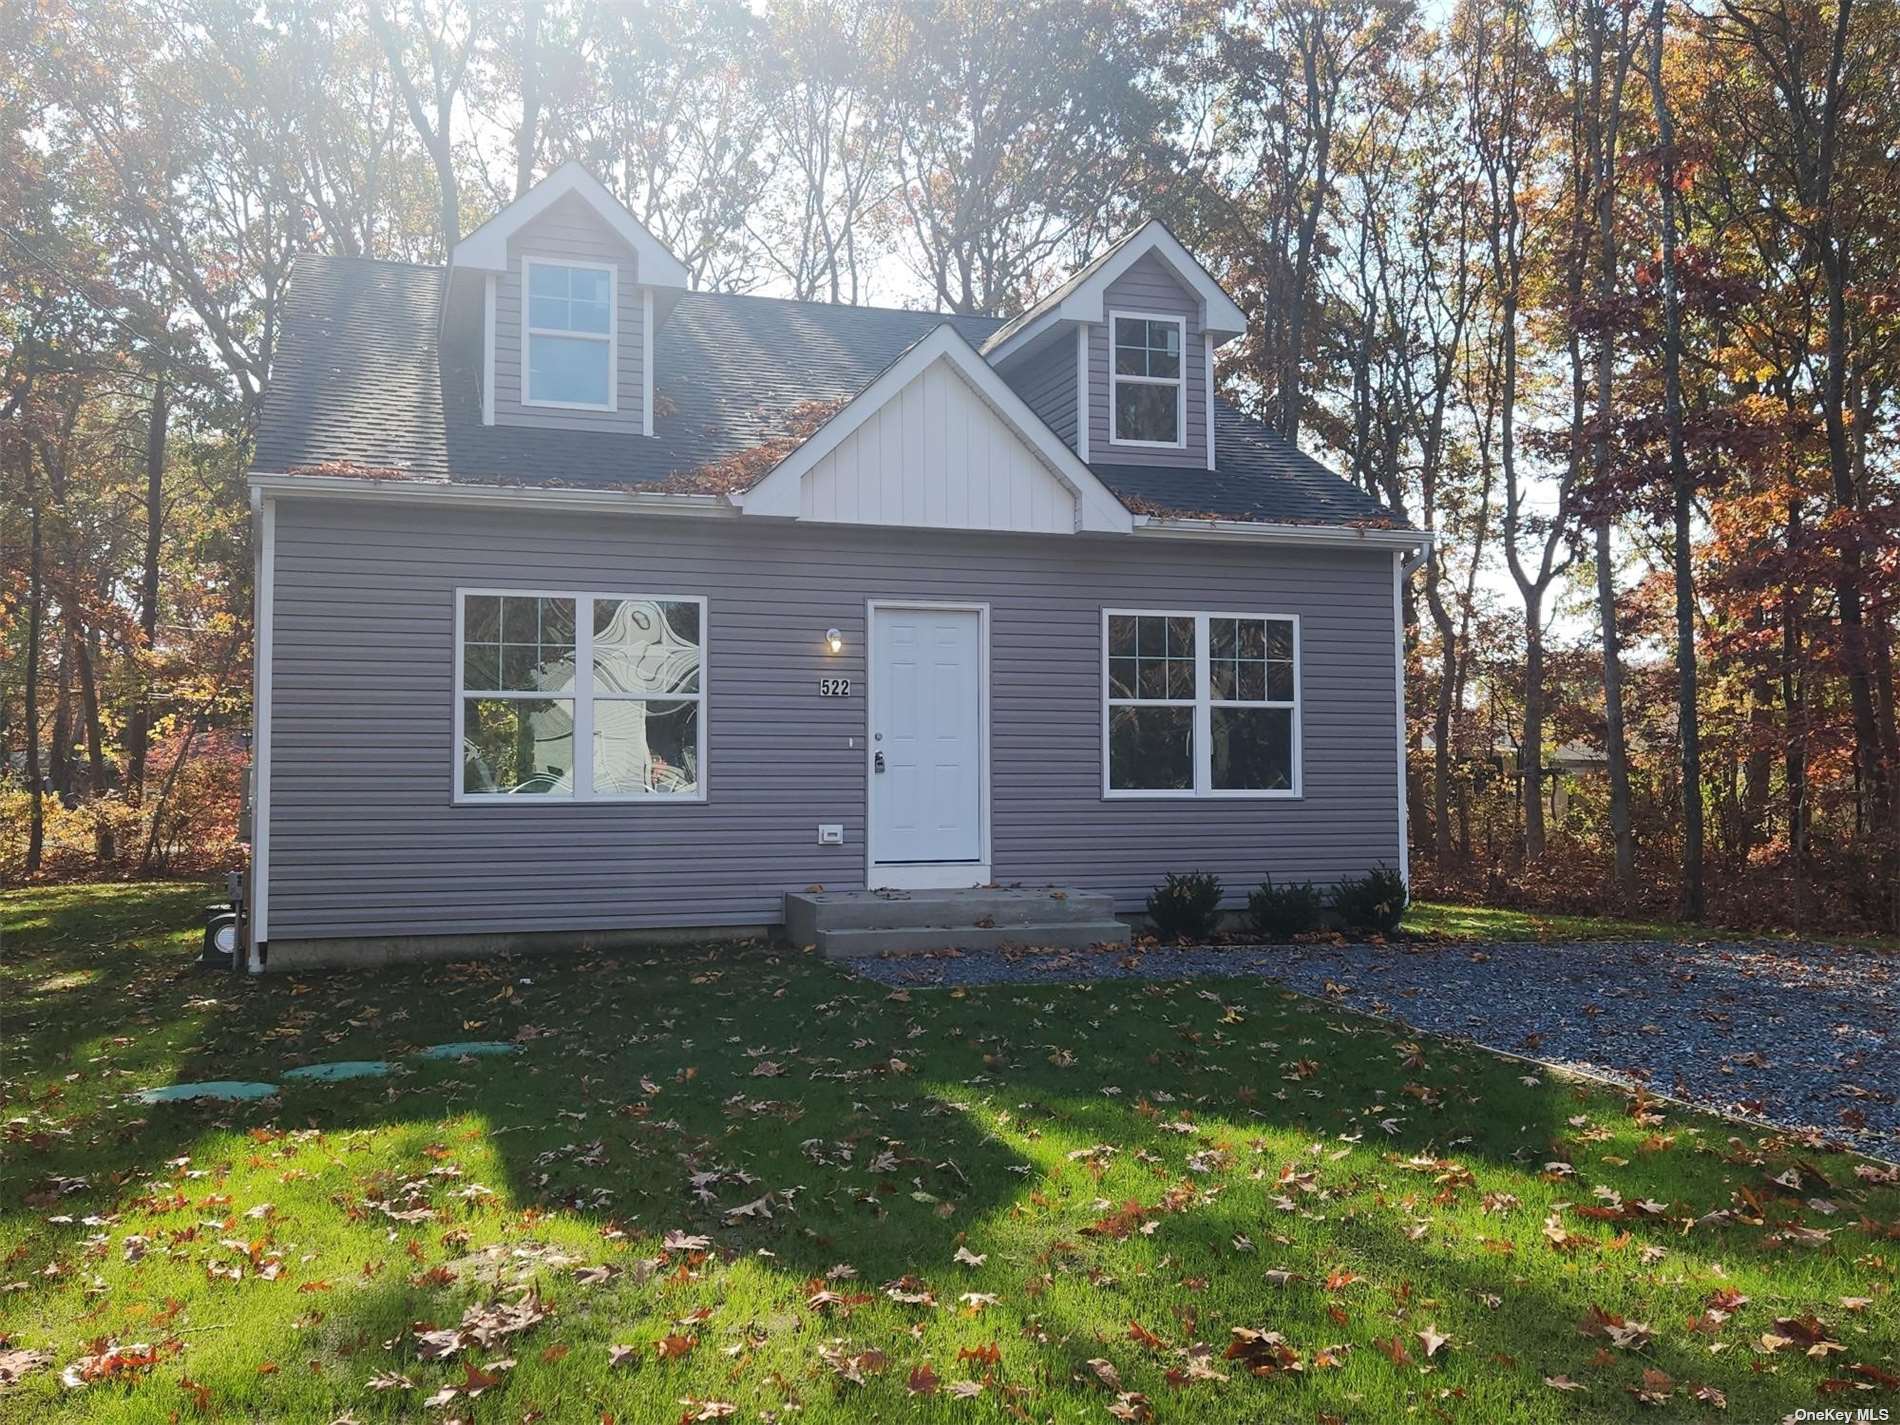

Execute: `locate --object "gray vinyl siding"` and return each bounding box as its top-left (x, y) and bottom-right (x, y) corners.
top-left (1000, 334), bottom-right (1078, 449)
top-left (492, 191), bottom-right (646, 433)
top-left (263, 498), bottom-right (1401, 941)
top-left (1089, 250), bottom-right (1208, 467)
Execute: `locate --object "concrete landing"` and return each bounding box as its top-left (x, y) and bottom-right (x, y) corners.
top-left (785, 887), bottom-right (1129, 959)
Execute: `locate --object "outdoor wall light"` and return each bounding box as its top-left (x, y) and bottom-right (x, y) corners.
top-left (825, 628), bottom-right (844, 654)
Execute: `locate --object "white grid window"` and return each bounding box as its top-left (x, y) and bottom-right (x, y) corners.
top-left (524, 259), bottom-right (615, 409)
top-left (457, 590), bottom-right (705, 803)
top-left (1104, 610), bottom-right (1300, 798)
top-left (1110, 312), bottom-right (1185, 447)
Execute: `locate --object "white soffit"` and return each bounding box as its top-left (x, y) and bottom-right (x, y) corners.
top-left (451, 160), bottom-right (691, 289)
top-left (742, 325), bottom-right (1133, 535)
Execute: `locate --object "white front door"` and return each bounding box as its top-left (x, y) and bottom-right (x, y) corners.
top-left (869, 604), bottom-right (985, 882)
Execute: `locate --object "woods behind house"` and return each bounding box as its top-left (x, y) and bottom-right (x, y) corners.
top-left (3, 0), bottom-right (1897, 931)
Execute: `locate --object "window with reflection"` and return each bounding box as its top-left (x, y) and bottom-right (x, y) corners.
top-left (458, 591), bottom-right (704, 800)
top-left (1105, 611), bottom-right (1298, 797)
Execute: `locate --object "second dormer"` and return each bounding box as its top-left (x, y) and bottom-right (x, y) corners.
top-left (985, 221), bottom-right (1247, 471)
top-left (452, 161), bottom-right (691, 437)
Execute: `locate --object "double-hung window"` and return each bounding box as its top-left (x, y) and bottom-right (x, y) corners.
top-left (457, 590), bottom-right (705, 802)
top-left (524, 259), bottom-right (614, 409)
top-left (1110, 312), bottom-right (1185, 446)
top-left (1104, 610), bottom-right (1299, 797)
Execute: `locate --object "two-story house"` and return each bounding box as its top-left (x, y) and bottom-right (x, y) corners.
top-left (243, 162), bottom-right (1424, 969)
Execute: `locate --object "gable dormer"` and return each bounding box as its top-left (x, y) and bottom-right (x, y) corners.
top-left (986, 221), bottom-right (1245, 471)
top-left (452, 162), bottom-right (691, 437)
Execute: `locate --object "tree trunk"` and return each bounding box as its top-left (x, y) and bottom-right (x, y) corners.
top-left (1586, 0), bottom-right (1637, 901)
top-left (1650, 0), bottom-right (1703, 919)
top-left (514, 0), bottom-right (544, 199)
top-left (1783, 500), bottom-right (1808, 926)
top-left (23, 447), bottom-right (45, 874)
top-left (49, 628), bottom-right (74, 802)
top-left (75, 625), bottom-right (114, 863)
top-left (124, 374), bottom-right (167, 800)
top-left (1522, 602), bottom-right (1547, 858)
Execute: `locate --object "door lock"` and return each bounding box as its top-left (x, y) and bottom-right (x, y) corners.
top-left (874, 751), bottom-right (886, 773)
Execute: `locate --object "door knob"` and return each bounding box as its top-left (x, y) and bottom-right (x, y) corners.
top-left (874, 751), bottom-right (886, 773)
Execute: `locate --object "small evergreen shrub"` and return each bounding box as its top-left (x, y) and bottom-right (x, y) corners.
top-left (1330, 864), bottom-right (1409, 935)
top-left (1247, 877), bottom-right (1324, 939)
top-left (1146, 871), bottom-right (1225, 940)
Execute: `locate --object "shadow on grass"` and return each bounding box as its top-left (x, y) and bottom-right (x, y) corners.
top-left (3, 883), bottom-right (1894, 1423)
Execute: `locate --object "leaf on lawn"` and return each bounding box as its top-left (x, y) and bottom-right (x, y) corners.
top-left (655, 1335), bottom-right (697, 1360)
top-left (1106, 1391), bottom-right (1154, 1422)
top-left (1416, 1325), bottom-right (1450, 1359)
top-left (1128, 1320), bottom-right (1165, 1350)
top-left (1085, 1358), bottom-right (1123, 1391)
top-left (1627, 1367), bottom-right (1674, 1406)
top-left (1544, 1374), bottom-right (1586, 1391)
top-left (1373, 1336), bottom-right (1412, 1368)
top-left (953, 1246), bottom-right (987, 1267)
top-left (1224, 1327), bottom-right (1298, 1377)
top-left (906, 1363), bottom-right (939, 1396)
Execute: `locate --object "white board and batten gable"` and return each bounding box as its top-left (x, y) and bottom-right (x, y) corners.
top-left (741, 326), bottom-right (1133, 537)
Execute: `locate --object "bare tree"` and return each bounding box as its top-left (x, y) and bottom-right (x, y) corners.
top-left (1580, 0), bottom-right (1642, 900)
top-left (753, 1), bottom-right (900, 303)
top-left (1460, 0), bottom-right (1574, 859)
top-left (369, 0), bottom-right (479, 252)
top-left (1648, 0), bottom-right (1704, 917)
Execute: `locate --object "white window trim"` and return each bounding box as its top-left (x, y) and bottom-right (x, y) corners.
top-left (1107, 309), bottom-right (1188, 450)
top-left (1101, 607), bottom-right (1303, 800)
top-left (521, 257), bottom-right (618, 412)
top-left (453, 586), bottom-right (707, 805)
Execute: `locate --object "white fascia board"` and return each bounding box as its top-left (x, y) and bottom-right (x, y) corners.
top-left (743, 324), bottom-right (1134, 534)
top-left (981, 222), bottom-right (1248, 368)
top-left (1054, 221), bottom-right (1247, 340)
top-left (247, 472), bottom-right (737, 519)
top-left (1132, 513), bottom-right (1431, 553)
top-left (452, 160), bottom-right (691, 288)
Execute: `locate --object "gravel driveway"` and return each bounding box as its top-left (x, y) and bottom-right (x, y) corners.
top-left (850, 937), bottom-right (1899, 1160)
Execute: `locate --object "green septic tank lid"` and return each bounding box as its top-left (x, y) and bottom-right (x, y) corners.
top-left (283, 1060), bottom-right (392, 1082)
top-left (134, 1081), bottom-right (279, 1104)
top-left (413, 1041), bottom-right (519, 1060)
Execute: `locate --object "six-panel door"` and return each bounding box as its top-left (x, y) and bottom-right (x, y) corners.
top-left (870, 605), bottom-right (983, 865)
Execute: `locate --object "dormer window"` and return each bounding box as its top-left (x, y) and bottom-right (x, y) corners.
top-left (1110, 312), bottom-right (1185, 447)
top-left (524, 259), bottom-right (615, 409)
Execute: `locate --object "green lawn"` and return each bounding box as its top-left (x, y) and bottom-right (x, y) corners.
top-left (1407, 899), bottom-right (1900, 951)
top-left (2, 881), bottom-right (1896, 1423)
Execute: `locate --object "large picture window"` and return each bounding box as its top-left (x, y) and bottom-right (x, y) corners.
top-left (524, 259), bottom-right (614, 409)
top-left (1104, 610), bottom-right (1299, 798)
top-left (1109, 312), bottom-right (1185, 447)
top-left (457, 590), bottom-right (704, 802)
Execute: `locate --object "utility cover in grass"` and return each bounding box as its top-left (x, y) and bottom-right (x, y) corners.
top-left (283, 1060), bottom-right (391, 1082)
top-left (134, 1081), bottom-right (278, 1103)
top-left (414, 1041), bottom-right (518, 1060)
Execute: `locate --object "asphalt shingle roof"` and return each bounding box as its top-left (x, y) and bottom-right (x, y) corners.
top-left (253, 253), bottom-right (1405, 528)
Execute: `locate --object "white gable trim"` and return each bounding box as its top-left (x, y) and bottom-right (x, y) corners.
top-left (740, 325), bottom-right (1133, 535)
top-left (452, 161), bottom-right (691, 288)
top-left (983, 221), bottom-right (1247, 367)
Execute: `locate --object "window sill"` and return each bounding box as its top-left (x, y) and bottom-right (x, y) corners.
top-left (1102, 789), bottom-right (1303, 801)
top-left (453, 793), bottom-right (707, 807)
top-left (521, 397), bottom-right (617, 413)
top-left (1107, 436), bottom-right (1188, 451)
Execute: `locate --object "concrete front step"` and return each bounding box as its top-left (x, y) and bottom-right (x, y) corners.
top-left (814, 920), bottom-right (1131, 959)
top-left (785, 886), bottom-right (1115, 939)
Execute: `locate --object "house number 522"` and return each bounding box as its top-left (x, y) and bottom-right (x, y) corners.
top-left (819, 677), bottom-right (852, 697)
